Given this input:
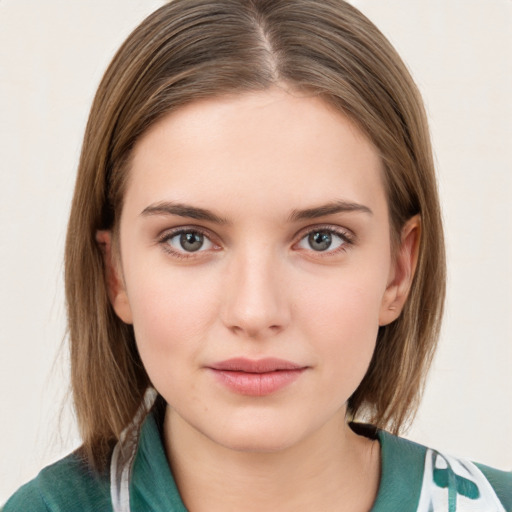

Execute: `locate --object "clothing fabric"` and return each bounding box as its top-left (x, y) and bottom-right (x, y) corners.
top-left (3, 412), bottom-right (511, 512)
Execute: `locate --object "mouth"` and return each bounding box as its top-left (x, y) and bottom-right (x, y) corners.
top-left (207, 358), bottom-right (308, 396)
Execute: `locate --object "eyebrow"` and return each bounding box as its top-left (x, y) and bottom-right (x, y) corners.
top-left (141, 199), bottom-right (372, 224)
top-left (140, 201), bottom-right (229, 224)
top-left (288, 200), bottom-right (373, 221)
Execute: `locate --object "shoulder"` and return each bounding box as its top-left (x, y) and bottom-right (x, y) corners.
top-left (2, 452), bottom-right (112, 512)
top-left (473, 461), bottom-right (512, 510)
top-left (378, 431), bottom-right (512, 511)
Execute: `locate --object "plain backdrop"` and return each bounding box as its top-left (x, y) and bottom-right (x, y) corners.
top-left (1, 0), bottom-right (511, 504)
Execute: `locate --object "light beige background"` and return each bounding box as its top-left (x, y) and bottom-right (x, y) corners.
top-left (1, 0), bottom-right (511, 503)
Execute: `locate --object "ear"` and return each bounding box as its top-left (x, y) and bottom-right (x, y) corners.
top-left (96, 230), bottom-right (133, 324)
top-left (379, 215), bottom-right (421, 326)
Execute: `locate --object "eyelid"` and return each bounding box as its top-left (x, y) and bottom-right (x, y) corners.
top-left (293, 224), bottom-right (356, 253)
top-left (155, 223), bottom-right (355, 259)
top-left (157, 225), bottom-right (221, 257)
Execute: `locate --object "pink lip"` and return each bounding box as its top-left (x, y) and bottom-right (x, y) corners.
top-left (207, 358), bottom-right (307, 396)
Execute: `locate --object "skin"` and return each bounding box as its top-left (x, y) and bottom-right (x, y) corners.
top-left (98, 86), bottom-right (419, 511)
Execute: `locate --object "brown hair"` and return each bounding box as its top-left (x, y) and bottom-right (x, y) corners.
top-left (65, 0), bottom-right (445, 470)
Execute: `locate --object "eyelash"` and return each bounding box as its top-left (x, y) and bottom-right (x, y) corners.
top-left (157, 227), bottom-right (219, 260)
top-left (157, 225), bottom-right (355, 260)
top-left (294, 225), bottom-right (355, 256)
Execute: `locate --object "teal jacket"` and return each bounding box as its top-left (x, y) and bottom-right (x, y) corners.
top-left (3, 413), bottom-right (511, 511)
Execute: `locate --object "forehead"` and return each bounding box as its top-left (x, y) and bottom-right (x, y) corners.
top-left (124, 87), bottom-right (387, 220)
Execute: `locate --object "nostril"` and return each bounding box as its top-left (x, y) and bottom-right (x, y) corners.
top-left (227, 322), bottom-right (283, 339)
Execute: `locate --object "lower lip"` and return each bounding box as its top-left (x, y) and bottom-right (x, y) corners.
top-left (210, 369), bottom-right (305, 396)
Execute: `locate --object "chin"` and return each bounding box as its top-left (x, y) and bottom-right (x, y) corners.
top-left (213, 428), bottom-right (299, 454)
top-left (203, 412), bottom-right (323, 455)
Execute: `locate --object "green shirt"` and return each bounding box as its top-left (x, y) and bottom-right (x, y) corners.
top-left (3, 413), bottom-right (511, 511)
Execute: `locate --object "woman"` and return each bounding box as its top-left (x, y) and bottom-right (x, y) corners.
top-left (4, 1), bottom-right (510, 510)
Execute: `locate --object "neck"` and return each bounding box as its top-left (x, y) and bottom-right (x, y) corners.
top-left (163, 408), bottom-right (380, 512)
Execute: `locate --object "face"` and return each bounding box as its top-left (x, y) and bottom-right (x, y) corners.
top-left (106, 88), bottom-right (416, 453)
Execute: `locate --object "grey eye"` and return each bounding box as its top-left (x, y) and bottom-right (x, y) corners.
top-left (297, 230), bottom-right (345, 252)
top-left (308, 231), bottom-right (332, 251)
top-left (166, 231), bottom-right (214, 253)
top-left (179, 232), bottom-right (204, 252)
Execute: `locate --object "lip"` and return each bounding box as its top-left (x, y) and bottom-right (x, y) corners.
top-left (207, 358), bottom-right (307, 396)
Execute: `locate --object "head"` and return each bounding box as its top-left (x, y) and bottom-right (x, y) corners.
top-left (65, 0), bottom-right (445, 469)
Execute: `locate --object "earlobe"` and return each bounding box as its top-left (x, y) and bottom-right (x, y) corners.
top-left (95, 230), bottom-right (133, 325)
top-left (379, 215), bottom-right (421, 326)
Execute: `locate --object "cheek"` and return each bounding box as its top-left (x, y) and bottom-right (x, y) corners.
top-left (296, 268), bottom-right (387, 390)
top-left (125, 266), bottom-right (220, 376)
top-left (299, 261), bottom-right (387, 336)
top-left (311, 287), bottom-right (381, 356)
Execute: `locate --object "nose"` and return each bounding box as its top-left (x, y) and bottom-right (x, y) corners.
top-left (220, 247), bottom-right (290, 339)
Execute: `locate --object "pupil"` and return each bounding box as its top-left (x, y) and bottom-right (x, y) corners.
top-left (309, 231), bottom-right (332, 251)
top-left (180, 232), bottom-right (203, 252)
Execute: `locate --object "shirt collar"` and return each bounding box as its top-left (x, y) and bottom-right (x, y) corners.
top-left (129, 412), bottom-right (426, 512)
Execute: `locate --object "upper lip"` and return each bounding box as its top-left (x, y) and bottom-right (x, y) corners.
top-left (208, 357), bottom-right (306, 373)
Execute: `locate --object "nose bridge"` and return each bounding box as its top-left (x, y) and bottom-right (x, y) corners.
top-left (222, 242), bottom-right (289, 337)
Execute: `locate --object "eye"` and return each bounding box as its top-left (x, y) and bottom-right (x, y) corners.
top-left (296, 228), bottom-right (351, 253)
top-left (162, 229), bottom-right (215, 254)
